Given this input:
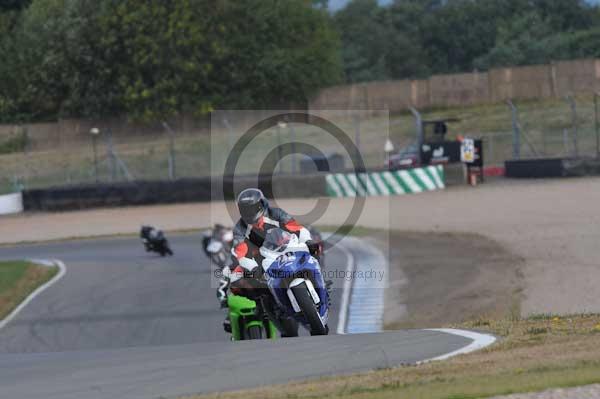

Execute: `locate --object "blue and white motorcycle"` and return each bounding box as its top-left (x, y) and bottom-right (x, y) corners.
top-left (259, 228), bottom-right (329, 336)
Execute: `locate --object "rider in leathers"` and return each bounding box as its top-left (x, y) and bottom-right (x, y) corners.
top-left (217, 188), bottom-right (320, 336)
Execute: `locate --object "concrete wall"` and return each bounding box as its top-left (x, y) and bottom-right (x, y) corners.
top-left (310, 58), bottom-right (600, 112)
top-left (429, 71), bottom-right (489, 107)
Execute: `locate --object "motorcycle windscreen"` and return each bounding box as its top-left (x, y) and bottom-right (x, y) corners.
top-left (262, 228), bottom-right (292, 253)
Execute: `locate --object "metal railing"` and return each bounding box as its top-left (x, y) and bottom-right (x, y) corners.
top-left (2, 97), bottom-right (600, 192)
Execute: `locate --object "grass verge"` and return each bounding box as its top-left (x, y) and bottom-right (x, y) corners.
top-left (0, 260), bottom-right (58, 321)
top-left (184, 314), bottom-right (600, 399)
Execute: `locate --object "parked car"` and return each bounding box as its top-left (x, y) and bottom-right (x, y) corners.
top-left (386, 144), bottom-right (420, 170)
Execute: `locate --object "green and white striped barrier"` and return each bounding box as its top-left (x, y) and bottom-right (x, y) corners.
top-left (326, 165), bottom-right (445, 197)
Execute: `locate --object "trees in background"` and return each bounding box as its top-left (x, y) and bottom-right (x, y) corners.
top-left (0, 0), bottom-right (341, 122)
top-left (336, 0), bottom-right (600, 81)
top-left (334, 0), bottom-right (432, 82)
top-left (2, 0), bottom-right (600, 123)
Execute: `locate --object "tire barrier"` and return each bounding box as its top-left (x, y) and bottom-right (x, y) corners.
top-left (505, 158), bottom-right (565, 178)
top-left (504, 157), bottom-right (600, 178)
top-left (22, 174), bottom-right (328, 212)
top-left (0, 192), bottom-right (23, 215)
top-left (325, 165), bottom-right (445, 197)
top-left (562, 157), bottom-right (600, 177)
top-left (23, 178), bottom-right (212, 212)
top-left (22, 166), bottom-right (449, 212)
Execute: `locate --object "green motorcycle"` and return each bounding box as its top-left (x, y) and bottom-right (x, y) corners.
top-left (227, 294), bottom-right (278, 340)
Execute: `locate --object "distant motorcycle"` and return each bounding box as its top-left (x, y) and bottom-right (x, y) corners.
top-left (140, 225), bottom-right (173, 257)
top-left (202, 224), bottom-right (233, 268)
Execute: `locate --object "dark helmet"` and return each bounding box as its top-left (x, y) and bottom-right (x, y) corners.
top-left (237, 188), bottom-right (268, 225)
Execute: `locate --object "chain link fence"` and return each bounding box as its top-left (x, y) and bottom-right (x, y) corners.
top-left (1, 96), bottom-right (599, 194)
top-left (0, 111), bottom-right (390, 193)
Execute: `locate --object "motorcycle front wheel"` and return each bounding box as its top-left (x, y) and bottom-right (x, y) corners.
top-left (210, 252), bottom-right (226, 267)
top-left (291, 283), bottom-right (328, 336)
top-left (244, 325), bottom-right (263, 340)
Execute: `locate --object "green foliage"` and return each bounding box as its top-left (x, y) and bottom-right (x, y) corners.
top-left (473, 11), bottom-right (558, 69)
top-left (0, 0), bottom-right (31, 11)
top-left (0, 261), bottom-right (29, 293)
top-left (0, 130), bottom-right (28, 154)
top-left (220, 0), bottom-right (342, 108)
top-left (96, 0), bottom-right (215, 120)
top-left (2, 0), bottom-right (600, 121)
top-left (335, 0), bottom-right (600, 82)
top-left (334, 0), bottom-right (430, 82)
top-left (0, 0), bottom-right (341, 123)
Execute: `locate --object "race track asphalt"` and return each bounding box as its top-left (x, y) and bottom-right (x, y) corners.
top-left (0, 234), bottom-right (473, 399)
top-left (0, 234), bottom-right (346, 352)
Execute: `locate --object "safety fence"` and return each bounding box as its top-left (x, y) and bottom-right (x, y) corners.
top-left (2, 92), bottom-right (600, 194)
top-left (325, 165), bottom-right (445, 198)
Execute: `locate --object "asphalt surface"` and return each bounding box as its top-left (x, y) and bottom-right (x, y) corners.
top-left (0, 330), bottom-right (470, 399)
top-left (0, 234), bottom-right (474, 399)
top-left (0, 234), bottom-right (344, 352)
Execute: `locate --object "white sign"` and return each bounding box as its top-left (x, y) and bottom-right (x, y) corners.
top-left (461, 138), bottom-right (475, 163)
top-left (0, 192), bottom-right (23, 215)
top-left (384, 139), bottom-right (395, 153)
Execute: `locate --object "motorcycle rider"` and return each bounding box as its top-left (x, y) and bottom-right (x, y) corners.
top-left (202, 224), bottom-right (233, 264)
top-left (217, 188), bottom-right (321, 335)
top-left (140, 225), bottom-right (173, 256)
top-left (140, 225), bottom-right (163, 248)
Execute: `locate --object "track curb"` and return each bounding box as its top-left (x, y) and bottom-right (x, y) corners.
top-left (338, 239), bottom-right (497, 359)
top-left (0, 259), bottom-right (67, 331)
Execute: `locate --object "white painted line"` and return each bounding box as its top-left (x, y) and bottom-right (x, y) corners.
top-left (336, 242), bottom-right (354, 335)
top-left (329, 235), bottom-right (493, 363)
top-left (0, 259), bottom-right (67, 331)
top-left (419, 328), bottom-right (497, 363)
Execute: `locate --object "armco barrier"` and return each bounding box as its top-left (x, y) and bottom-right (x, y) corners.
top-left (22, 174), bottom-right (328, 212)
top-left (22, 166), bottom-right (451, 212)
top-left (504, 158), bottom-right (565, 178)
top-left (325, 165), bottom-right (445, 197)
top-left (0, 192), bottom-right (23, 215)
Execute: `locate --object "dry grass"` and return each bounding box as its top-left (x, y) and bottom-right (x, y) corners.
top-left (2, 95), bottom-right (597, 190)
top-left (0, 260), bottom-right (58, 320)
top-left (183, 314), bottom-right (600, 399)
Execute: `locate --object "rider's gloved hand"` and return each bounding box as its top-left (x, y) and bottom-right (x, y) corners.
top-left (220, 298), bottom-right (228, 308)
top-left (217, 281), bottom-right (228, 303)
top-left (216, 269), bottom-right (230, 308)
top-left (306, 240), bottom-right (321, 257)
